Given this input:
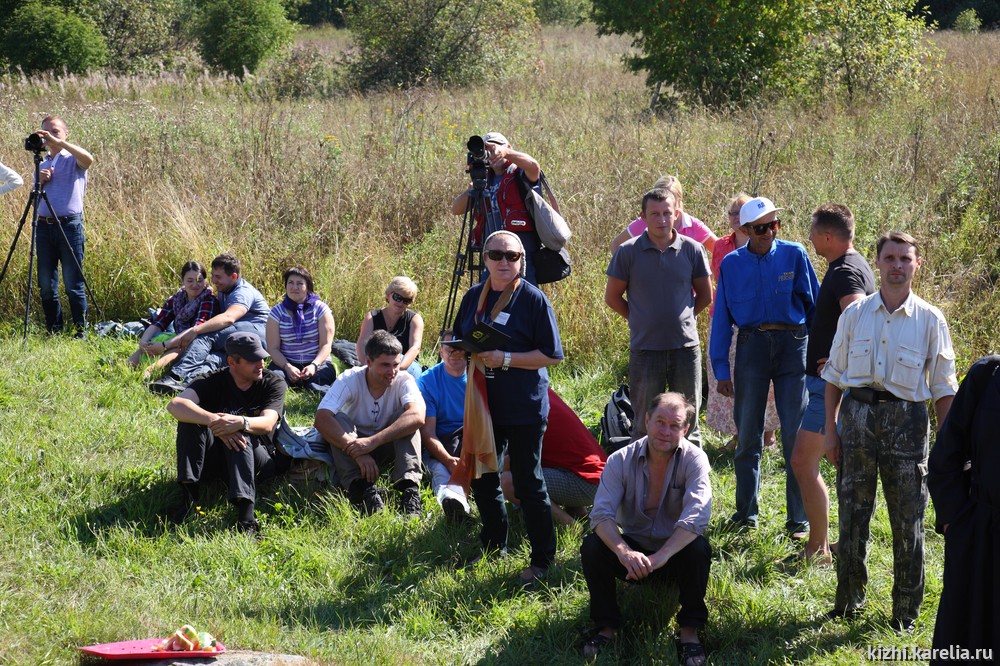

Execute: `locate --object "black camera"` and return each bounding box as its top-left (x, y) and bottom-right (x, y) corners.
top-left (466, 135), bottom-right (490, 191)
top-left (24, 132), bottom-right (45, 153)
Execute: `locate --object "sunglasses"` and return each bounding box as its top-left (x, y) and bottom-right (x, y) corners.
top-left (391, 292), bottom-right (413, 305)
top-left (747, 220), bottom-right (780, 235)
top-left (441, 345), bottom-right (465, 356)
top-left (485, 250), bottom-right (523, 262)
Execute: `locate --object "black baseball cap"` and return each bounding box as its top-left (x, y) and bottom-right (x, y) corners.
top-left (225, 332), bottom-right (269, 361)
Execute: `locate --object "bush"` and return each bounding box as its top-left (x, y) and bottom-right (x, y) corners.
top-left (254, 44), bottom-right (340, 98)
top-left (194, 0), bottom-right (295, 76)
top-left (284, 0), bottom-right (347, 27)
top-left (344, 0), bottom-right (537, 91)
top-left (0, 1), bottom-right (107, 75)
top-left (534, 0), bottom-right (590, 25)
top-left (591, 0), bottom-right (934, 108)
top-left (954, 8), bottom-right (982, 32)
top-left (78, 0), bottom-right (184, 73)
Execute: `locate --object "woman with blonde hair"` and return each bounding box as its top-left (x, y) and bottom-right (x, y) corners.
top-left (610, 174), bottom-right (718, 254)
top-left (356, 276), bottom-right (425, 378)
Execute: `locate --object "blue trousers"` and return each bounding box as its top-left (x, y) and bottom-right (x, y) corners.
top-left (35, 214), bottom-right (87, 331)
top-left (732, 328), bottom-right (808, 531)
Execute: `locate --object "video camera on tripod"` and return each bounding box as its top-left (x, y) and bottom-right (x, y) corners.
top-left (466, 135), bottom-right (490, 191)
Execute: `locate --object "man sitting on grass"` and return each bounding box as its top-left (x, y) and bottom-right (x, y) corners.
top-left (167, 332), bottom-right (290, 535)
top-left (579, 392), bottom-right (711, 665)
top-left (315, 330), bottom-right (426, 517)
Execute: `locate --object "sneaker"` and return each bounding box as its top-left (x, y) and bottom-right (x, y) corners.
top-left (149, 375), bottom-right (186, 395)
top-left (441, 496), bottom-right (469, 523)
top-left (349, 481), bottom-right (385, 516)
top-left (513, 565), bottom-right (548, 590)
top-left (399, 486), bottom-right (422, 518)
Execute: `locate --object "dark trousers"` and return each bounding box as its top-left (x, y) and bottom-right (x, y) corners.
top-left (176, 421), bottom-right (289, 503)
top-left (836, 393), bottom-right (929, 623)
top-left (471, 421), bottom-right (556, 569)
top-left (580, 532), bottom-right (711, 631)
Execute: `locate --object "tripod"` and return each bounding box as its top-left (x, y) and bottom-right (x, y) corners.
top-left (0, 148), bottom-right (102, 342)
top-left (440, 181), bottom-right (489, 348)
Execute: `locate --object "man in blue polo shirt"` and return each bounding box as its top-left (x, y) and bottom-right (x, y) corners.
top-left (416, 331), bottom-right (469, 522)
top-left (710, 196), bottom-right (819, 536)
top-left (151, 252), bottom-right (270, 393)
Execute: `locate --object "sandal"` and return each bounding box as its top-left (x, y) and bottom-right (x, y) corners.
top-left (676, 640), bottom-right (707, 666)
top-left (513, 565), bottom-right (547, 589)
top-left (580, 632), bottom-right (613, 660)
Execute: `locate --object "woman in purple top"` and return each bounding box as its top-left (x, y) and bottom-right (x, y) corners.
top-left (609, 175), bottom-right (718, 255)
top-left (266, 266), bottom-right (337, 392)
top-left (129, 260), bottom-right (219, 376)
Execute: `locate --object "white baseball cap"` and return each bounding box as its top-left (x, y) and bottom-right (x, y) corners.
top-left (740, 196), bottom-right (784, 226)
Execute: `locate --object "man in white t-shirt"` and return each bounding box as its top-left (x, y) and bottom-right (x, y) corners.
top-left (315, 330), bottom-right (426, 516)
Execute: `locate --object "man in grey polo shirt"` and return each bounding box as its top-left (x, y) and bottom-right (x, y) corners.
top-left (605, 187), bottom-right (712, 445)
top-left (151, 252), bottom-right (270, 393)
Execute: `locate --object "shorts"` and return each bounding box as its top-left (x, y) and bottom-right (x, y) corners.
top-left (799, 375), bottom-right (827, 434)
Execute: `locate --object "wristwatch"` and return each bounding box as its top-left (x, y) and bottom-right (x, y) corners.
top-left (502, 352), bottom-right (511, 371)
top-left (241, 416), bottom-right (250, 433)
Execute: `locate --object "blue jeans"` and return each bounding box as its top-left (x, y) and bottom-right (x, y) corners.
top-left (171, 321), bottom-right (266, 380)
top-left (629, 346), bottom-right (702, 446)
top-left (35, 214), bottom-right (87, 331)
top-left (471, 421), bottom-right (555, 569)
top-left (732, 328), bottom-right (808, 531)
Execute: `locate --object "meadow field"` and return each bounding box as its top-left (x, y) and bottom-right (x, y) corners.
top-left (0, 24), bottom-right (997, 665)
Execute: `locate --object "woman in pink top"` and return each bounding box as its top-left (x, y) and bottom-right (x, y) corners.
top-left (609, 174), bottom-right (718, 254)
top-left (705, 193), bottom-right (779, 449)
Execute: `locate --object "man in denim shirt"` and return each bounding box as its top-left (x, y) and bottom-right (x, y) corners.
top-left (710, 196), bottom-right (819, 537)
top-left (579, 393), bottom-right (711, 664)
top-left (36, 115), bottom-right (94, 336)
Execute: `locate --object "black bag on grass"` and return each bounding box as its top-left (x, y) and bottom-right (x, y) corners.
top-left (600, 384), bottom-right (633, 454)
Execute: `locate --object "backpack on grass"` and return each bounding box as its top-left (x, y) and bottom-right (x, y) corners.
top-left (600, 384), bottom-right (633, 454)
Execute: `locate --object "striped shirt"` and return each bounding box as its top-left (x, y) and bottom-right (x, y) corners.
top-left (267, 299), bottom-right (331, 365)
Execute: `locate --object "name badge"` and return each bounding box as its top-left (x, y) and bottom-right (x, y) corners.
top-left (494, 312), bottom-right (510, 326)
top-left (509, 219), bottom-right (528, 227)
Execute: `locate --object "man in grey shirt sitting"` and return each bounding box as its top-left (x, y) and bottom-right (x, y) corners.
top-left (152, 252), bottom-right (270, 393)
top-left (579, 392), bottom-right (712, 665)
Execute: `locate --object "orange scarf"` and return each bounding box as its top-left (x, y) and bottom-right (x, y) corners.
top-left (449, 278), bottom-right (519, 491)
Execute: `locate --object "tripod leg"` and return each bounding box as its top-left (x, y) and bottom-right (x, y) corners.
top-left (0, 192), bottom-right (36, 286)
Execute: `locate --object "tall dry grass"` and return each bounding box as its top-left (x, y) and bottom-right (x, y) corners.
top-left (0, 27), bottom-right (997, 371)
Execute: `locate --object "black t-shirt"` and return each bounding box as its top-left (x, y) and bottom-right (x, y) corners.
top-left (188, 368), bottom-right (287, 441)
top-left (807, 251), bottom-right (876, 376)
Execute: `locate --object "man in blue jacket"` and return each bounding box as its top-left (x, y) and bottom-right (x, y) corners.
top-left (710, 196), bottom-right (819, 537)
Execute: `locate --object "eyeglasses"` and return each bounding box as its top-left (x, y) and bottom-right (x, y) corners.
top-left (485, 250), bottom-right (523, 263)
top-left (441, 345), bottom-right (465, 356)
top-left (391, 292), bottom-right (413, 305)
top-left (747, 220), bottom-right (780, 235)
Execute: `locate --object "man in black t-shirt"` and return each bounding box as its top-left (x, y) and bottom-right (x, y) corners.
top-left (789, 204), bottom-right (876, 562)
top-left (166, 332), bottom-right (290, 534)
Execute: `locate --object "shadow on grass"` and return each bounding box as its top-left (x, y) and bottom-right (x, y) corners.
top-left (69, 466), bottom-right (180, 542)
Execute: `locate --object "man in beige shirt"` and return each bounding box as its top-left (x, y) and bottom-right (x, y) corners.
top-left (821, 231), bottom-right (958, 633)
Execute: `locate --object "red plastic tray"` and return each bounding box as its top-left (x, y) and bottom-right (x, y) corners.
top-left (79, 638), bottom-right (226, 660)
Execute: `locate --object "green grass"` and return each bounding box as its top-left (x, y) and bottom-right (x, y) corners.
top-left (0, 334), bottom-right (945, 665)
top-left (0, 21), bottom-right (989, 665)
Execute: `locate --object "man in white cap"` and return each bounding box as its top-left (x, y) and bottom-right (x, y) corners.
top-left (709, 196), bottom-right (819, 537)
top-left (450, 131), bottom-right (544, 284)
top-left (166, 331), bottom-right (290, 534)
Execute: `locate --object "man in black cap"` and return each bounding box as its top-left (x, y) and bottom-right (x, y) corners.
top-left (166, 331), bottom-right (290, 533)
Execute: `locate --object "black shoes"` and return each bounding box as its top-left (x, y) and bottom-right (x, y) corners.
top-left (349, 480), bottom-right (385, 515)
top-left (149, 374), bottom-right (186, 395)
top-left (441, 496), bottom-right (469, 523)
top-left (399, 485), bottom-right (422, 518)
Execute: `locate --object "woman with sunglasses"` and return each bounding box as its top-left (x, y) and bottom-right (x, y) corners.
top-left (453, 230), bottom-right (565, 587)
top-left (705, 193), bottom-right (781, 451)
top-left (356, 276), bottom-right (425, 379)
top-left (266, 266), bottom-right (337, 392)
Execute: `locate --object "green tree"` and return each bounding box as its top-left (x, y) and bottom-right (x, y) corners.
top-left (0, 1), bottom-right (107, 75)
top-left (591, 0), bottom-right (932, 108)
top-left (534, 0), bottom-right (590, 25)
top-left (345, 0), bottom-right (537, 91)
top-left (78, 0), bottom-right (184, 73)
top-left (194, 0), bottom-right (295, 76)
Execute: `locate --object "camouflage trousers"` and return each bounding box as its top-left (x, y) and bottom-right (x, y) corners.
top-left (835, 391), bottom-right (930, 623)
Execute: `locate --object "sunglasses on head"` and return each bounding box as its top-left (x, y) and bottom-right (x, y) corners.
top-left (747, 220), bottom-right (780, 235)
top-left (485, 249), bottom-right (523, 262)
top-left (391, 292), bottom-right (413, 304)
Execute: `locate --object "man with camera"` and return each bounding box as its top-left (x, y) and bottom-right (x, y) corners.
top-left (450, 131), bottom-right (544, 285)
top-left (35, 115), bottom-right (95, 337)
